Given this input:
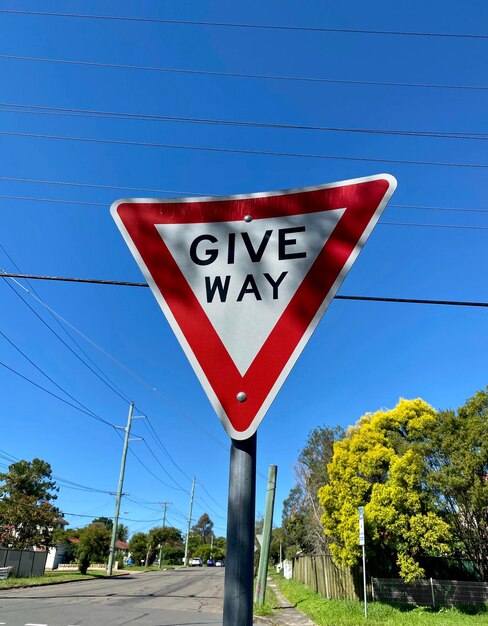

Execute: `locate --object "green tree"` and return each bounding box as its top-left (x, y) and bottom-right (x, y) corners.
top-left (91, 516), bottom-right (113, 529)
top-left (282, 426), bottom-right (343, 556)
top-left (426, 388), bottom-right (488, 579)
top-left (117, 524), bottom-right (129, 542)
top-left (212, 536), bottom-right (226, 560)
top-left (0, 458), bottom-right (60, 549)
top-left (269, 526), bottom-right (285, 564)
top-left (76, 523), bottom-right (111, 574)
top-left (319, 399), bottom-right (451, 582)
top-left (282, 485), bottom-right (309, 557)
top-left (188, 534), bottom-right (203, 556)
top-left (143, 526), bottom-right (183, 566)
top-left (129, 532), bottom-right (148, 565)
top-left (160, 545), bottom-right (185, 565)
top-left (194, 543), bottom-right (212, 562)
top-left (90, 518), bottom-right (128, 542)
top-left (191, 513), bottom-right (214, 544)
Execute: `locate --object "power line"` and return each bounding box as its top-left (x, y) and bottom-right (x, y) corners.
top-left (381, 222), bottom-right (488, 231)
top-left (4, 193), bottom-right (488, 217)
top-left (0, 271), bottom-right (232, 455)
top-left (143, 418), bottom-right (193, 483)
top-left (1, 270), bottom-right (147, 287)
top-left (0, 358), bottom-right (116, 427)
top-left (0, 175), bottom-right (192, 195)
top-left (1, 54), bottom-right (487, 91)
top-left (335, 295), bottom-right (488, 307)
top-left (0, 446), bottom-right (114, 494)
top-left (0, 328), bottom-right (111, 420)
top-left (200, 484), bottom-right (227, 513)
top-left (0, 242), bottom-right (131, 404)
top-left (125, 496), bottom-right (163, 513)
top-left (0, 270), bottom-right (131, 403)
top-left (0, 194), bottom-right (107, 207)
top-left (2, 272), bottom-right (487, 307)
top-left (392, 204), bottom-right (488, 215)
top-left (64, 511), bottom-right (161, 523)
top-left (53, 478), bottom-right (112, 494)
top-left (127, 445), bottom-right (188, 492)
top-left (0, 272), bottom-right (223, 491)
top-left (141, 439), bottom-right (190, 493)
top-left (194, 497), bottom-right (226, 521)
top-left (1, 10), bottom-right (487, 40)
top-left (3, 129), bottom-right (488, 170)
top-left (1, 101), bottom-right (487, 141)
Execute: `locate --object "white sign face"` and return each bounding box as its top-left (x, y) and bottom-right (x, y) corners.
top-left (111, 174), bottom-right (397, 439)
top-left (359, 506), bottom-right (365, 546)
top-left (157, 209), bottom-right (344, 375)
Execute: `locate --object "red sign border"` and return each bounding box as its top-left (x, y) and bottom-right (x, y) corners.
top-left (111, 174), bottom-right (397, 439)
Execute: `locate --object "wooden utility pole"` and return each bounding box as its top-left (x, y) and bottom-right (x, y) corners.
top-left (183, 478), bottom-right (196, 566)
top-left (255, 464), bottom-right (277, 606)
top-left (107, 402), bottom-right (134, 575)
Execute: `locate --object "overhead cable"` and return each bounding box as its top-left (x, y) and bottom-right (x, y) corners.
top-left (1, 101), bottom-right (487, 141)
top-left (2, 129), bottom-right (488, 169)
top-left (0, 174), bottom-right (191, 195)
top-left (200, 484), bottom-right (227, 513)
top-left (0, 446), bottom-right (113, 494)
top-left (64, 511), bottom-right (161, 523)
top-left (0, 358), bottom-right (116, 427)
top-left (0, 328), bottom-right (111, 421)
top-left (1, 272), bottom-right (486, 307)
top-left (0, 242), bottom-right (131, 404)
top-left (141, 439), bottom-right (190, 493)
top-left (127, 445), bottom-right (189, 492)
top-left (143, 419), bottom-right (193, 483)
top-left (0, 270), bottom-right (232, 455)
top-left (3, 193), bottom-right (488, 216)
top-left (0, 270), bottom-right (132, 403)
top-left (0, 10), bottom-right (487, 39)
top-left (1, 54), bottom-right (487, 91)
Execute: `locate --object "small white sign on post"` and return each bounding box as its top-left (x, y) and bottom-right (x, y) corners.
top-left (358, 506), bottom-right (367, 618)
top-left (358, 506), bottom-right (365, 546)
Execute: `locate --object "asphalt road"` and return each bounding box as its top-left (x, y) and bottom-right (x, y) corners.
top-left (0, 568), bottom-right (227, 626)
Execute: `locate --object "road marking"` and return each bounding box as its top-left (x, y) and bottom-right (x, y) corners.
top-left (25, 623), bottom-right (48, 625)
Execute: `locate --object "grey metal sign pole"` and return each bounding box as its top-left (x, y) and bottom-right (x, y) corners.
top-left (223, 433), bottom-right (257, 626)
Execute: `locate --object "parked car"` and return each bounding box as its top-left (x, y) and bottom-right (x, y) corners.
top-left (189, 557), bottom-right (202, 567)
top-left (206, 559), bottom-right (215, 567)
top-left (215, 560), bottom-right (225, 567)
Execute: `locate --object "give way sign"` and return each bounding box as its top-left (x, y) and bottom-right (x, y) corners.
top-left (111, 173), bottom-right (396, 440)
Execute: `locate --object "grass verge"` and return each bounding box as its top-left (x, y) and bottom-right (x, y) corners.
top-left (271, 573), bottom-right (488, 625)
top-left (253, 574), bottom-right (280, 617)
top-left (0, 570), bottom-right (116, 589)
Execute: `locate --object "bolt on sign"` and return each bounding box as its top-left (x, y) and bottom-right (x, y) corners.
top-left (111, 174), bottom-right (397, 440)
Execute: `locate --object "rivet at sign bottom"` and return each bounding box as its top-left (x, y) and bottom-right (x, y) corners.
top-left (243, 215), bottom-right (253, 222)
top-left (236, 392), bottom-right (247, 402)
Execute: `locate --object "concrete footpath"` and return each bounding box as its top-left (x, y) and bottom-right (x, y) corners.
top-left (255, 577), bottom-right (316, 626)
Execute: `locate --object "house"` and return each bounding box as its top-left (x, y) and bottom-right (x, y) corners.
top-left (46, 536), bottom-right (129, 570)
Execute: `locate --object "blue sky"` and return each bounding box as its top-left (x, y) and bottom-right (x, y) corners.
top-left (0, 0), bottom-right (487, 539)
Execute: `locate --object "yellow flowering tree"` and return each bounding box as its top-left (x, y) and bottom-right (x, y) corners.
top-left (318, 399), bottom-right (451, 582)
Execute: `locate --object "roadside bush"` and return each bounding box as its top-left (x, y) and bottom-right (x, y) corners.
top-left (161, 546), bottom-right (184, 565)
top-left (76, 523), bottom-right (111, 572)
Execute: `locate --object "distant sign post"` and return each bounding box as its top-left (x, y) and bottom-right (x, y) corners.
top-left (112, 174), bottom-right (396, 625)
top-left (359, 506), bottom-right (368, 618)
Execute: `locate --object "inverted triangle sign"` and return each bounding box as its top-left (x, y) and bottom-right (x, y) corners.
top-left (111, 173), bottom-right (397, 440)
